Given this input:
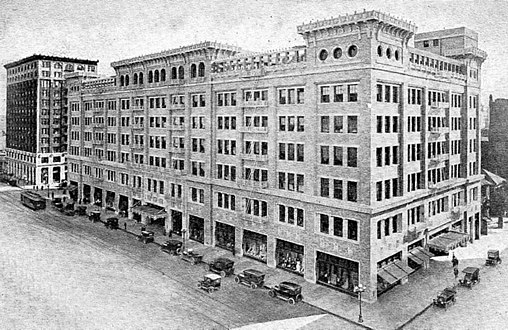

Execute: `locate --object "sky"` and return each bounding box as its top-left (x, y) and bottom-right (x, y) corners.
top-left (1, 0), bottom-right (507, 117)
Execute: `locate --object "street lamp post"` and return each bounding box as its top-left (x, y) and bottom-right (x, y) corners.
top-left (354, 283), bottom-right (366, 323)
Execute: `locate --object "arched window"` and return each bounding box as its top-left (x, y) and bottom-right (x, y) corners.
top-left (139, 72), bottom-right (144, 84)
top-left (154, 70), bottom-right (159, 83)
top-left (125, 75), bottom-right (129, 86)
top-left (133, 73), bottom-right (138, 84)
top-left (191, 64), bottom-right (197, 78)
top-left (148, 71), bottom-right (153, 83)
top-left (120, 75), bottom-right (124, 86)
top-left (171, 67), bottom-right (177, 79)
top-left (178, 66), bottom-right (184, 79)
top-left (160, 69), bottom-right (166, 81)
top-left (198, 62), bottom-right (205, 77)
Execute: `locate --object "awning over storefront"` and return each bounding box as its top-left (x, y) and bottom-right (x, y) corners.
top-left (132, 205), bottom-right (167, 219)
top-left (377, 268), bottom-right (398, 285)
top-left (379, 260), bottom-right (413, 284)
top-left (408, 247), bottom-right (435, 265)
top-left (428, 231), bottom-right (469, 253)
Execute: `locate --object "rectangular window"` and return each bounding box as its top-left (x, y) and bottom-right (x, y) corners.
top-left (348, 116), bottom-right (358, 133)
top-left (320, 214), bottom-right (329, 234)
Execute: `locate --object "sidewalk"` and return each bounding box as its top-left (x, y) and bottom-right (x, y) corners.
top-left (114, 216), bottom-right (508, 330)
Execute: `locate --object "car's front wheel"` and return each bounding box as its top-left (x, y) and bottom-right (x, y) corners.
top-left (288, 298), bottom-right (296, 305)
top-left (220, 271), bottom-right (226, 278)
top-left (234, 276), bottom-right (240, 284)
top-left (268, 290), bottom-right (276, 298)
top-left (250, 283), bottom-right (257, 289)
top-left (208, 288), bottom-right (214, 294)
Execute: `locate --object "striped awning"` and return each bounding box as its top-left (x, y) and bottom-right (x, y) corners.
top-left (408, 247), bottom-right (435, 265)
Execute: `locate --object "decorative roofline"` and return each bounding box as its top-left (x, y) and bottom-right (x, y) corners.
top-left (111, 41), bottom-right (243, 68)
top-left (4, 54), bottom-right (98, 69)
top-left (211, 45), bottom-right (306, 64)
top-left (297, 9), bottom-right (417, 35)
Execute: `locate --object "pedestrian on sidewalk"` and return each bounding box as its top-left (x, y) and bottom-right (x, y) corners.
top-left (452, 253), bottom-right (459, 268)
top-left (454, 267), bottom-right (459, 279)
top-left (124, 222), bottom-right (127, 230)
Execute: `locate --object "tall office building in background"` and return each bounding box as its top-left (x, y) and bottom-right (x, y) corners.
top-left (4, 55), bottom-right (98, 187)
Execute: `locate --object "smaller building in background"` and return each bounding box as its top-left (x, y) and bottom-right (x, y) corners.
top-left (483, 96), bottom-right (508, 181)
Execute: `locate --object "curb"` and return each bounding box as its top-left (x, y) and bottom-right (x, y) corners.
top-left (395, 303), bottom-right (433, 330)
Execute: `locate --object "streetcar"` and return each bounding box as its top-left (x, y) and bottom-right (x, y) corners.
top-left (20, 191), bottom-right (47, 210)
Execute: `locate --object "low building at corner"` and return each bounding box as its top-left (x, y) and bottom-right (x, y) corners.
top-left (65, 10), bottom-right (486, 302)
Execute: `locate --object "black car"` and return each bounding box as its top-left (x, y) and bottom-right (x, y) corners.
top-left (105, 217), bottom-right (119, 230)
top-left (89, 211), bottom-right (101, 222)
top-left (137, 230), bottom-right (155, 244)
top-left (52, 198), bottom-right (64, 209)
top-left (209, 257), bottom-right (235, 277)
top-left (234, 269), bottom-right (265, 289)
top-left (61, 208), bottom-right (75, 216)
top-left (161, 240), bottom-right (183, 255)
top-left (268, 281), bottom-right (303, 305)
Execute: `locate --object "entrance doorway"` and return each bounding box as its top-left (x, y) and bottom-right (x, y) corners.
top-left (171, 210), bottom-right (182, 236)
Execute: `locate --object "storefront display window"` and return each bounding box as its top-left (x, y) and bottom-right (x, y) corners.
top-left (276, 239), bottom-right (304, 276)
top-left (215, 222), bottom-right (235, 251)
top-left (189, 215), bottom-right (204, 243)
top-left (316, 252), bottom-right (358, 294)
top-left (243, 230), bottom-right (267, 263)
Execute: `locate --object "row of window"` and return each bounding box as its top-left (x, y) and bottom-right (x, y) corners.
top-left (375, 178), bottom-right (401, 201)
top-left (319, 178), bottom-right (358, 202)
top-left (377, 214), bottom-right (402, 239)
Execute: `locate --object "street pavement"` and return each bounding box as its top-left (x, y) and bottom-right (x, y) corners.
top-left (2, 186), bottom-right (508, 330)
top-left (0, 189), bottom-right (338, 330)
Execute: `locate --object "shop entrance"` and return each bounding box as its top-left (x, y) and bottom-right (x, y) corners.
top-left (171, 210), bottom-right (182, 236)
top-left (243, 230), bottom-right (267, 263)
top-left (316, 252), bottom-right (359, 294)
top-left (118, 195), bottom-right (128, 217)
top-left (189, 215), bottom-right (204, 243)
top-left (106, 191), bottom-right (115, 211)
top-left (215, 222), bottom-right (235, 252)
top-left (276, 239), bottom-right (304, 276)
top-left (83, 184), bottom-right (91, 204)
top-left (93, 188), bottom-right (103, 206)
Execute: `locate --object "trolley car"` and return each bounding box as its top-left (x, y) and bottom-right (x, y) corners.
top-left (20, 191), bottom-right (46, 210)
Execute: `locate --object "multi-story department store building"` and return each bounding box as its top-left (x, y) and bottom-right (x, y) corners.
top-left (66, 11), bottom-right (486, 301)
top-left (4, 55), bottom-right (98, 187)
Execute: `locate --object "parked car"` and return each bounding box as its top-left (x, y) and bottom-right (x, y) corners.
top-left (198, 274), bottom-right (222, 293)
top-left (485, 249), bottom-right (502, 266)
top-left (105, 217), bottom-right (119, 230)
top-left (268, 281), bottom-right (303, 305)
top-left (234, 269), bottom-right (265, 289)
top-left (89, 211), bottom-right (101, 222)
top-left (181, 249), bottom-right (203, 265)
top-left (160, 240), bottom-right (183, 255)
top-left (137, 230), bottom-right (155, 244)
top-left (458, 267), bottom-right (480, 289)
top-left (61, 208), bottom-right (75, 216)
top-left (209, 257), bottom-right (235, 277)
top-left (433, 287), bottom-right (457, 309)
top-left (52, 198), bottom-right (64, 209)
top-left (75, 205), bottom-right (87, 216)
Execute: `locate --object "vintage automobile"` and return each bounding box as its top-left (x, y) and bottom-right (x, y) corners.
top-left (485, 249), bottom-right (502, 266)
top-left (89, 211), bottom-right (101, 223)
top-left (105, 217), bottom-right (119, 230)
top-left (75, 205), bottom-right (87, 216)
top-left (459, 267), bottom-right (481, 289)
top-left (209, 257), bottom-right (235, 277)
top-left (137, 230), bottom-right (155, 244)
top-left (61, 207), bottom-right (75, 216)
top-left (198, 273), bottom-right (222, 293)
top-left (268, 281), bottom-right (303, 305)
top-left (181, 249), bottom-right (203, 265)
top-left (433, 287), bottom-right (457, 309)
top-left (160, 240), bottom-right (183, 255)
top-left (52, 198), bottom-right (64, 209)
top-left (234, 269), bottom-right (265, 289)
